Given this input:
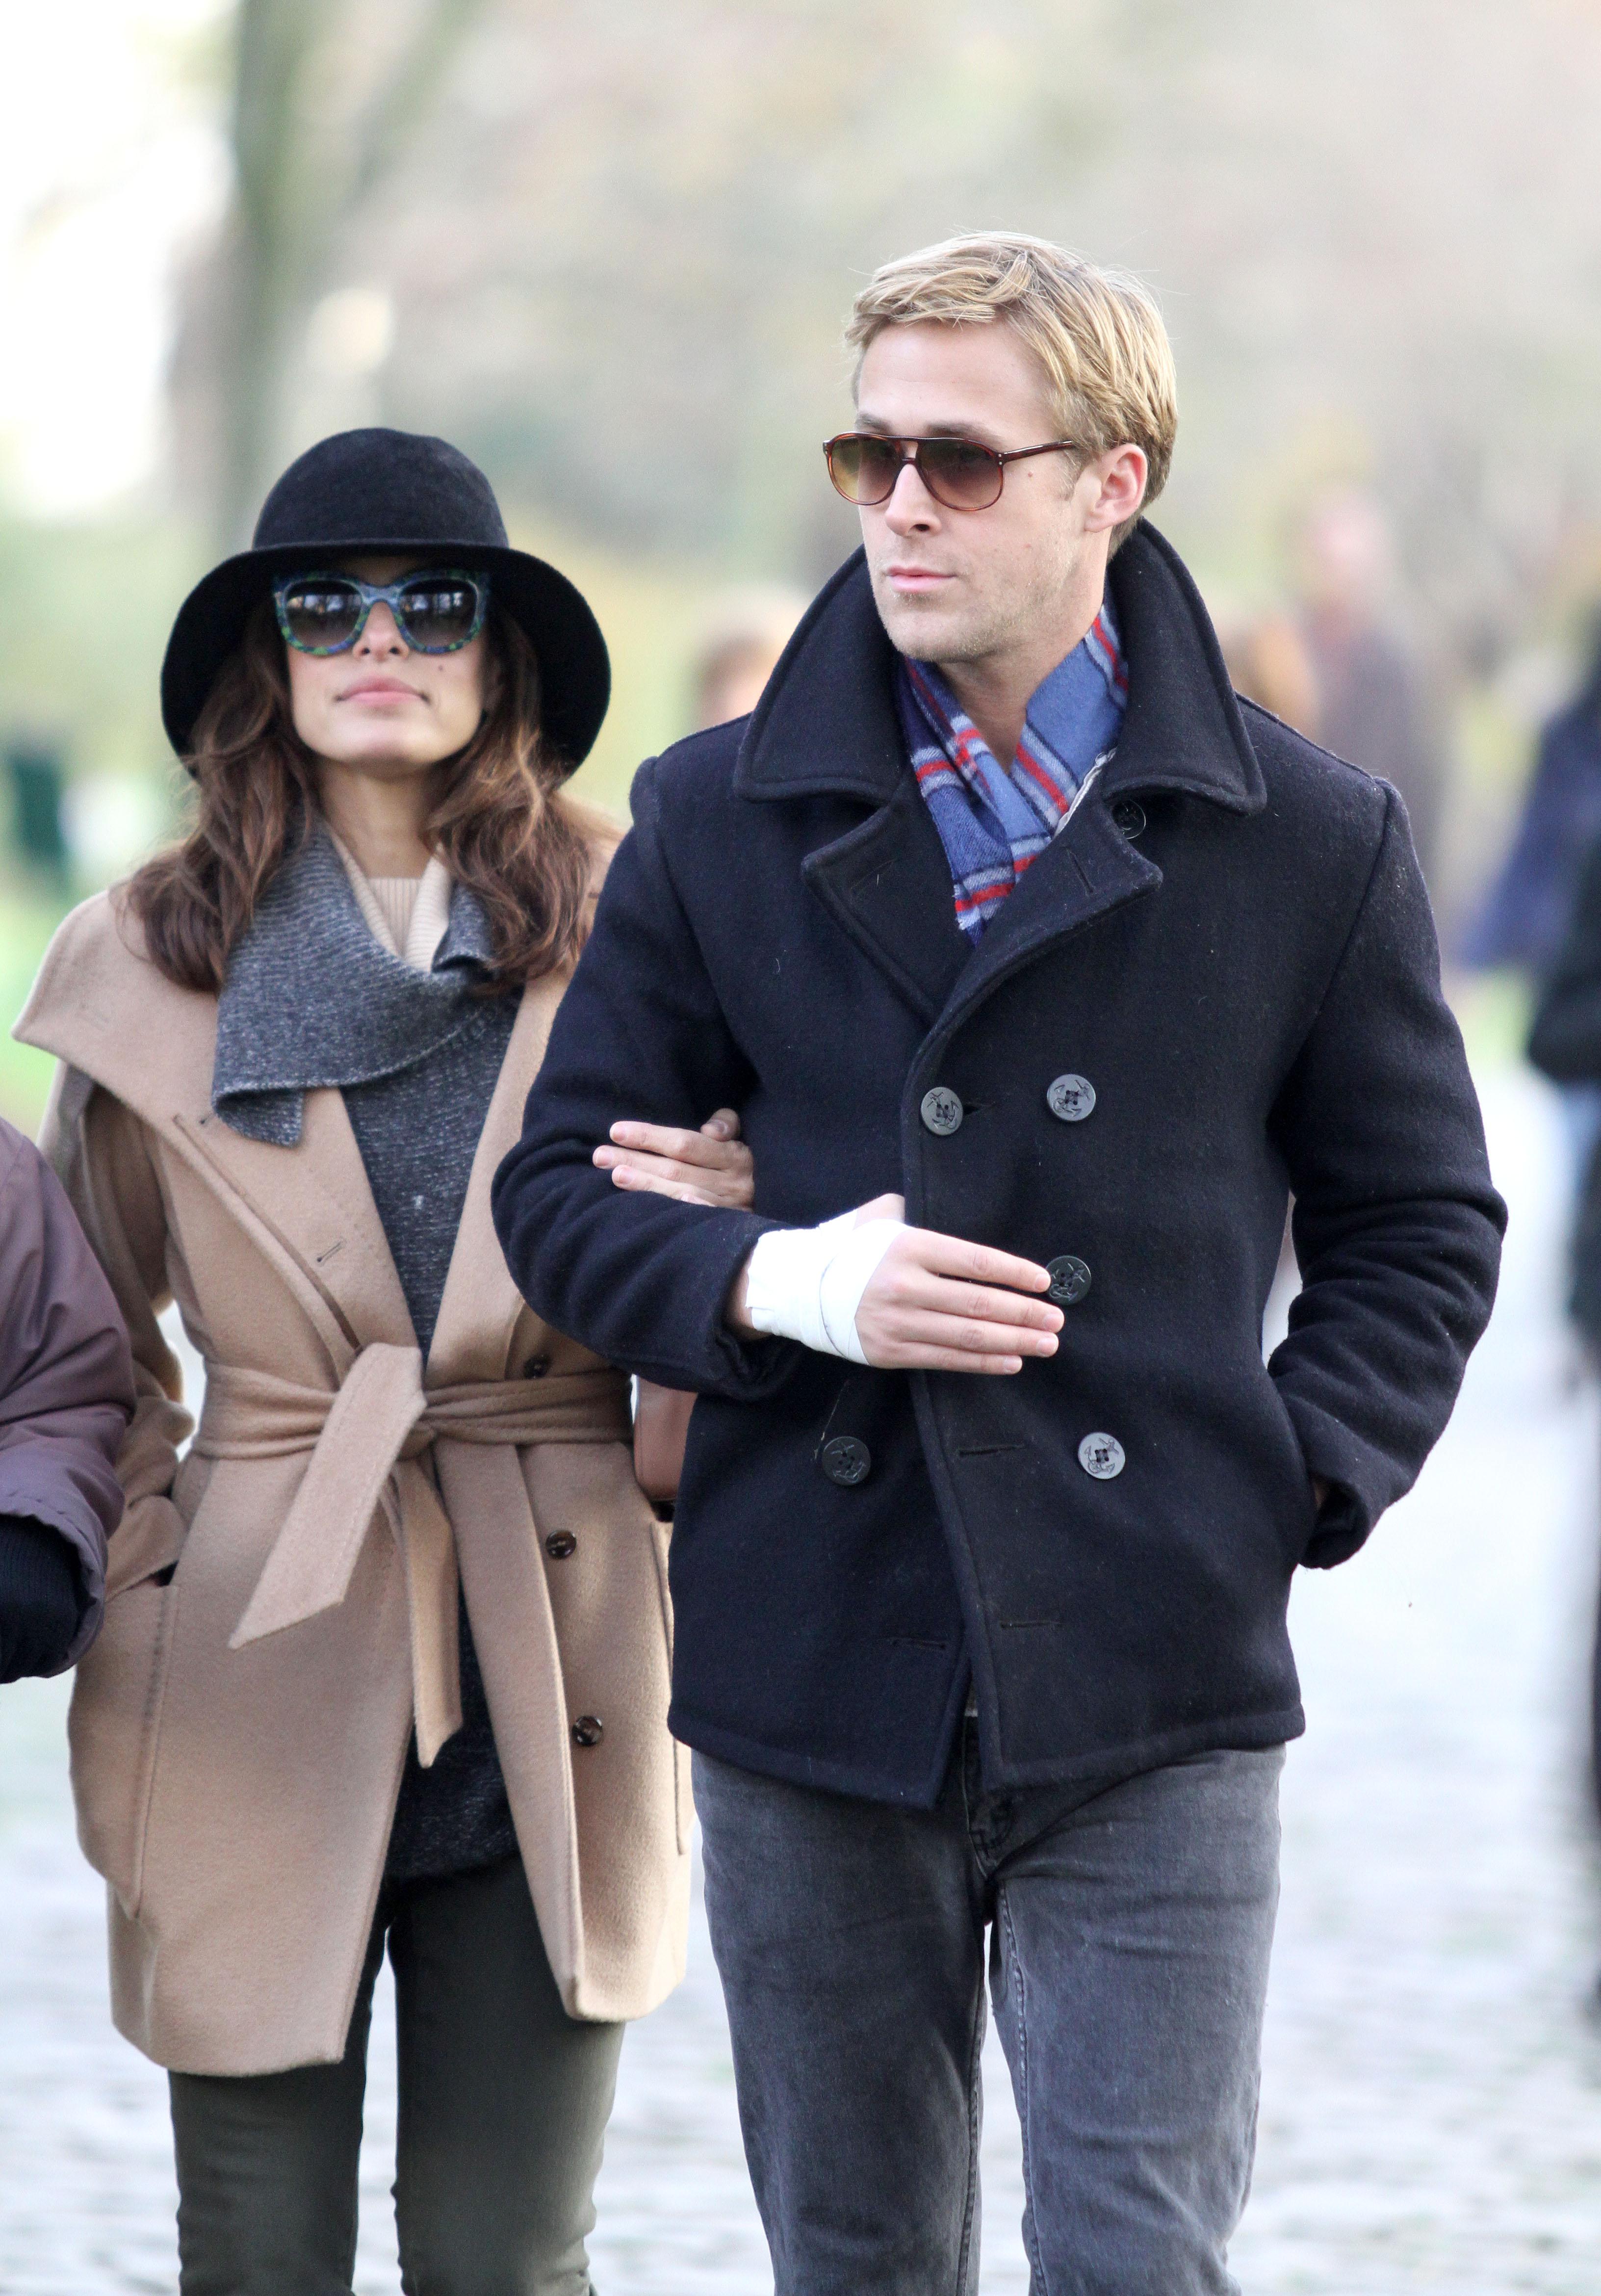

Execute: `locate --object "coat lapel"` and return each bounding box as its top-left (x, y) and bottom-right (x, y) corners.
top-left (930, 789), bottom-right (1162, 1044)
top-left (738, 553), bottom-right (969, 1020)
top-left (176, 1090), bottom-right (412, 1351)
top-left (428, 969), bottom-right (570, 1383)
top-left (800, 767), bottom-right (971, 1024)
top-left (18, 893), bottom-right (413, 1356)
top-left (736, 528), bottom-right (1268, 1041)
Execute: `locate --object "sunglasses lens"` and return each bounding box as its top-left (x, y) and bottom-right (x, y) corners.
top-left (826, 436), bottom-right (903, 505)
top-left (397, 575), bottom-right (484, 652)
top-left (918, 439), bottom-right (1004, 509)
top-left (279, 579), bottom-right (363, 652)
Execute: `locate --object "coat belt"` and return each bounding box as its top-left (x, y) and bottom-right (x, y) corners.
top-left (194, 1345), bottom-right (630, 1765)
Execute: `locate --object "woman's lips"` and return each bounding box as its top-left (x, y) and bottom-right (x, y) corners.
top-left (339, 678), bottom-right (424, 701)
top-left (886, 566), bottom-right (952, 591)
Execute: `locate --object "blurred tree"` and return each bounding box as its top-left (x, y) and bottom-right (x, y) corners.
top-left (166, 0), bottom-right (1601, 665)
top-left (209, 0), bottom-right (489, 547)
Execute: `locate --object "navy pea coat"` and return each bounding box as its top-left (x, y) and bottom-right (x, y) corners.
top-left (493, 522), bottom-right (1505, 1808)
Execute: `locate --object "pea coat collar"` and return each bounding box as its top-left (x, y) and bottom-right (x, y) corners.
top-left (732, 519), bottom-right (1265, 818)
top-left (734, 520), bottom-right (1263, 1028)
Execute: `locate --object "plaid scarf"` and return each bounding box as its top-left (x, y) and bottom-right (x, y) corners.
top-left (895, 596), bottom-right (1127, 939)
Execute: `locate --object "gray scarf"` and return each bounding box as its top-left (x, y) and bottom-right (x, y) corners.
top-left (212, 825), bottom-right (497, 1146)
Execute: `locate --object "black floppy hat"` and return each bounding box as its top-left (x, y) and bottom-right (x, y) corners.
top-left (160, 428), bottom-right (611, 772)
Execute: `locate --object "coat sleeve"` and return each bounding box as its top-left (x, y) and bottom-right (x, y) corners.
top-left (1268, 786), bottom-right (1506, 1566)
top-left (39, 1068), bottom-right (194, 1641)
top-left (493, 758), bottom-right (799, 1397)
top-left (1526, 831), bottom-right (1601, 1083)
top-left (0, 1107), bottom-right (135, 1668)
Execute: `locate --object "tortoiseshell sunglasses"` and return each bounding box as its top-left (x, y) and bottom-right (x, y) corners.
top-left (272, 569), bottom-right (490, 655)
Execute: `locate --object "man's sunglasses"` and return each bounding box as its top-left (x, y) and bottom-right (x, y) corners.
top-left (824, 432), bottom-right (1080, 513)
top-left (272, 569), bottom-right (490, 656)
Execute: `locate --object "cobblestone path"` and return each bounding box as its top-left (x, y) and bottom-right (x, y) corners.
top-left (2, 1067), bottom-right (1599, 2291)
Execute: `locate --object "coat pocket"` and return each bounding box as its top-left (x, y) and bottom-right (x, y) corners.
top-left (68, 1494), bottom-right (185, 1917)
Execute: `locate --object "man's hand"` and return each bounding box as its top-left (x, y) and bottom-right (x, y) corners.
top-left (0, 1518), bottom-right (84, 1684)
top-left (594, 1109), bottom-right (755, 1209)
top-left (729, 1194), bottom-right (1062, 1373)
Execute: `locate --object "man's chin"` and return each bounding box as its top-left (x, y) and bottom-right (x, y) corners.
top-left (871, 588), bottom-right (976, 665)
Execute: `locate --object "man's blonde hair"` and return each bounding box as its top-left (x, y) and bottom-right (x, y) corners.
top-left (846, 233), bottom-right (1177, 544)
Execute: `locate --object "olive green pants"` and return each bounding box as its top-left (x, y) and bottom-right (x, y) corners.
top-left (169, 1854), bottom-right (623, 2296)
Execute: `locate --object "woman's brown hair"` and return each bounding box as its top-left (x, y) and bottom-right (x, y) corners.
top-left (128, 597), bottom-right (608, 993)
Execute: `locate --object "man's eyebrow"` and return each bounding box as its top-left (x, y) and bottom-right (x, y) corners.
top-left (853, 411), bottom-right (1009, 448)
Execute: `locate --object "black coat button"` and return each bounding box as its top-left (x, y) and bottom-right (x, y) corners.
top-left (1046, 1255), bottom-right (1092, 1305)
top-left (920, 1086), bottom-right (963, 1136)
top-left (571, 1715), bottom-right (604, 1747)
top-left (522, 1355), bottom-right (551, 1379)
top-left (1078, 1432), bottom-right (1126, 1480)
top-left (1046, 1073), bottom-right (1096, 1123)
top-left (821, 1436), bottom-right (872, 1486)
top-left (1111, 797), bottom-right (1147, 839)
top-left (544, 1531), bottom-right (577, 1559)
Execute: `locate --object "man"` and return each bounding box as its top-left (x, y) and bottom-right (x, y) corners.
top-left (0, 1112), bottom-right (132, 1683)
top-left (1296, 485), bottom-right (1447, 885)
top-left (493, 235), bottom-right (1504, 2293)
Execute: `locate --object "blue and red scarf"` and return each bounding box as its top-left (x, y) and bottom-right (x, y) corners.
top-left (895, 597), bottom-right (1128, 940)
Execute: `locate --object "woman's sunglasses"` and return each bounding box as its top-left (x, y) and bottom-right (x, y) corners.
top-left (824, 432), bottom-right (1079, 513)
top-left (272, 569), bottom-right (490, 656)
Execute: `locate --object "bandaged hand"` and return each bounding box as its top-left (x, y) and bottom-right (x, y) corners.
top-left (732, 1194), bottom-right (1062, 1375)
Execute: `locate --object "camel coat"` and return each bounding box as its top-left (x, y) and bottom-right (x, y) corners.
top-left (17, 889), bottom-right (689, 2076)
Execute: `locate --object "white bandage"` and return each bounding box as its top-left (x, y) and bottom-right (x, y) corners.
top-left (744, 1210), bottom-right (905, 1364)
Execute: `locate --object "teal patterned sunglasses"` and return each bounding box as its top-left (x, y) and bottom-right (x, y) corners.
top-left (272, 569), bottom-right (490, 656)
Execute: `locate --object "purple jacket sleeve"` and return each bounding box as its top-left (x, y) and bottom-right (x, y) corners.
top-left (0, 1118), bottom-right (134, 1665)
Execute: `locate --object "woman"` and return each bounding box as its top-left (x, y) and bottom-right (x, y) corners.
top-left (18, 427), bottom-right (752, 2294)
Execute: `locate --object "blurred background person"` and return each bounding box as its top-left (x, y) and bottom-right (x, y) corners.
top-left (1526, 834), bottom-right (1601, 1929)
top-left (688, 586), bottom-right (807, 731)
top-left (1295, 487), bottom-right (1447, 882)
top-left (1466, 612), bottom-right (1601, 981)
top-left (1217, 611), bottom-right (1322, 737)
top-left (1469, 615), bottom-right (1601, 1202)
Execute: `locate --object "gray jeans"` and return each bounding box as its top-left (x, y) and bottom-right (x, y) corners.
top-left (695, 1728), bottom-right (1284, 2296)
top-left (169, 1853), bottom-right (622, 2296)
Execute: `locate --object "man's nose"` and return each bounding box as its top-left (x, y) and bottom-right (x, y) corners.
top-left (356, 601), bottom-right (408, 655)
top-left (882, 456), bottom-right (941, 532)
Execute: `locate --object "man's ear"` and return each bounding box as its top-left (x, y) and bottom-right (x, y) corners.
top-left (1083, 444), bottom-right (1148, 536)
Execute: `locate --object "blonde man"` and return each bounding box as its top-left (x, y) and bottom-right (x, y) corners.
top-left (497, 235), bottom-right (1503, 2292)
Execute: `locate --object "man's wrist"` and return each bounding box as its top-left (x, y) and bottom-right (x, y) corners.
top-left (726, 1251), bottom-right (759, 1337)
top-left (739, 1214), bottom-right (903, 1362)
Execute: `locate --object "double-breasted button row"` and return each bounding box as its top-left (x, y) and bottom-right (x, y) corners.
top-left (925, 1075), bottom-right (1099, 1129)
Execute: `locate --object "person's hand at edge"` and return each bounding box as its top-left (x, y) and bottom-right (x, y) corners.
top-left (594, 1109), bottom-right (755, 1210)
top-left (728, 1194), bottom-right (1062, 1374)
top-left (0, 1517), bottom-right (86, 1684)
